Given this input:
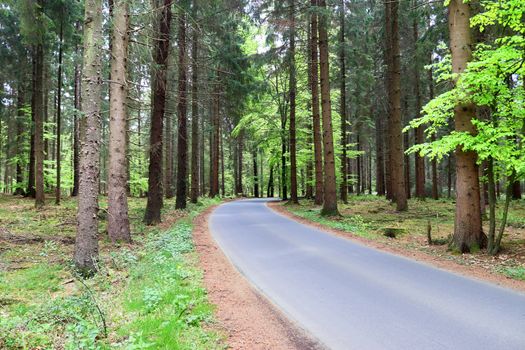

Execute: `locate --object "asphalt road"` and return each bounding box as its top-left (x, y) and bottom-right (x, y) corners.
top-left (209, 198), bottom-right (525, 350)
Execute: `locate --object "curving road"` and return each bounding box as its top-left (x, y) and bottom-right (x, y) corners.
top-left (209, 199), bottom-right (525, 350)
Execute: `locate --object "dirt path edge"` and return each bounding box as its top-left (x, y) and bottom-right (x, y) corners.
top-left (268, 201), bottom-right (525, 294)
top-left (193, 203), bottom-right (325, 350)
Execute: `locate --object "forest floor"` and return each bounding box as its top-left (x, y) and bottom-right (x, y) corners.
top-left (0, 194), bottom-right (226, 349)
top-left (272, 196), bottom-right (525, 291)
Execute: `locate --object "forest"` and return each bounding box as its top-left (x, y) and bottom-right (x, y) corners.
top-left (1, 0), bottom-right (525, 348)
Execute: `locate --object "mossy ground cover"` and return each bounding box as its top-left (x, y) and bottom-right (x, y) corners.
top-left (283, 195), bottom-right (525, 281)
top-left (0, 194), bottom-right (225, 349)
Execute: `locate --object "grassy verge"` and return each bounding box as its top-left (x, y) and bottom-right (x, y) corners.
top-left (0, 195), bottom-right (225, 349)
top-left (281, 195), bottom-right (525, 281)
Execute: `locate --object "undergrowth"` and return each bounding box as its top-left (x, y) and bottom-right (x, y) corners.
top-left (0, 195), bottom-right (224, 349)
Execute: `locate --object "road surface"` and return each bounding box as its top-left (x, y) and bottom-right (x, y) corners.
top-left (209, 199), bottom-right (525, 350)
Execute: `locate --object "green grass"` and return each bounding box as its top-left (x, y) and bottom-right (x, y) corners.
top-left (0, 195), bottom-right (224, 349)
top-left (500, 266), bottom-right (525, 281)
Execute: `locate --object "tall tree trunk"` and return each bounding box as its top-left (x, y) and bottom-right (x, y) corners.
top-left (449, 0), bottom-right (486, 252)
top-left (200, 96), bottom-right (205, 195)
top-left (144, 0), bottom-right (172, 225)
top-left (176, 9), bottom-right (188, 209)
top-left (413, 14), bottom-right (425, 199)
top-left (55, 19), bottom-right (64, 204)
top-left (72, 45), bottom-right (81, 197)
top-left (428, 61), bottom-right (439, 199)
top-left (209, 84), bottom-right (220, 197)
top-left (74, 0), bottom-right (103, 275)
top-left (267, 165), bottom-right (274, 197)
top-left (386, 0), bottom-right (407, 211)
top-left (253, 148), bottom-right (259, 198)
top-left (384, 0), bottom-right (393, 201)
top-left (237, 130), bottom-right (244, 195)
top-left (339, 0), bottom-right (348, 203)
top-left (190, 12), bottom-right (199, 203)
top-left (108, 0), bottom-right (131, 243)
top-left (220, 122), bottom-right (225, 196)
top-left (34, 42), bottom-right (45, 208)
top-left (14, 86), bottom-right (25, 196)
top-left (288, 0), bottom-right (298, 204)
top-left (318, 0), bottom-right (339, 216)
top-left (27, 53), bottom-right (36, 198)
top-left (164, 107), bottom-right (174, 198)
top-left (310, 0), bottom-right (323, 205)
top-left (375, 111), bottom-right (385, 196)
top-left (280, 102), bottom-right (287, 200)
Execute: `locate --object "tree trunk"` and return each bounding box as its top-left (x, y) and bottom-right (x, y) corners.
top-left (176, 9), bottom-right (188, 209)
top-left (318, 0), bottom-right (339, 216)
top-left (385, 0), bottom-right (407, 211)
top-left (144, 0), bottom-right (172, 225)
top-left (339, 0), bottom-right (348, 203)
top-left (74, 0), bottom-right (103, 275)
top-left (310, 0), bottom-right (323, 205)
top-left (55, 19), bottom-right (64, 204)
top-left (209, 84), bottom-right (220, 197)
top-left (108, 0), bottom-right (131, 243)
top-left (449, 0), bottom-right (486, 252)
top-left (428, 62), bottom-right (439, 199)
top-left (220, 122), bottom-right (225, 197)
top-left (34, 41), bottom-right (45, 208)
top-left (190, 13), bottom-right (199, 203)
top-left (280, 104), bottom-right (287, 201)
top-left (253, 148), bottom-right (259, 198)
top-left (413, 14), bottom-right (425, 199)
top-left (72, 48), bottom-right (80, 197)
top-left (511, 181), bottom-right (521, 200)
top-left (14, 86), bottom-right (25, 196)
top-left (288, 0), bottom-right (298, 204)
top-left (267, 165), bottom-right (274, 197)
top-left (237, 130), bottom-right (244, 195)
top-left (375, 112), bottom-right (385, 196)
top-left (27, 54), bottom-right (36, 198)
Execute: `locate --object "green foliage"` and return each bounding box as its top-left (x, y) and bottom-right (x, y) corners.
top-left (407, 0), bottom-right (525, 182)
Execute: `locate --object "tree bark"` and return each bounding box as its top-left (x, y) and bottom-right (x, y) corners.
top-left (385, 0), bottom-right (407, 211)
top-left (375, 111), bottom-right (385, 196)
top-left (55, 19), bottom-right (64, 204)
top-left (339, 0), bottom-right (348, 203)
top-left (72, 45), bottom-right (81, 197)
top-left (288, 0), bottom-right (298, 204)
top-left (310, 0), bottom-right (323, 205)
top-left (449, 0), bottom-right (486, 252)
top-left (14, 86), bottom-right (25, 196)
top-left (209, 84), bottom-right (220, 197)
top-left (27, 54), bottom-right (36, 198)
top-left (253, 148), bottom-right (259, 198)
top-left (190, 11), bottom-right (199, 203)
top-left (413, 13), bottom-right (425, 199)
top-left (176, 9), bottom-right (188, 209)
top-left (74, 0), bottom-right (103, 275)
top-left (108, 0), bottom-right (131, 243)
top-left (318, 0), bottom-right (339, 216)
top-left (144, 0), bottom-right (172, 225)
top-left (34, 41), bottom-right (45, 208)
top-left (428, 61), bottom-right (439, 199)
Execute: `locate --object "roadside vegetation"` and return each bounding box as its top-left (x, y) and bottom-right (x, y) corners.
top-left (0, 195), bottom-right (224, 349)
top-left (281, 196), bottom-right (525, 282)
